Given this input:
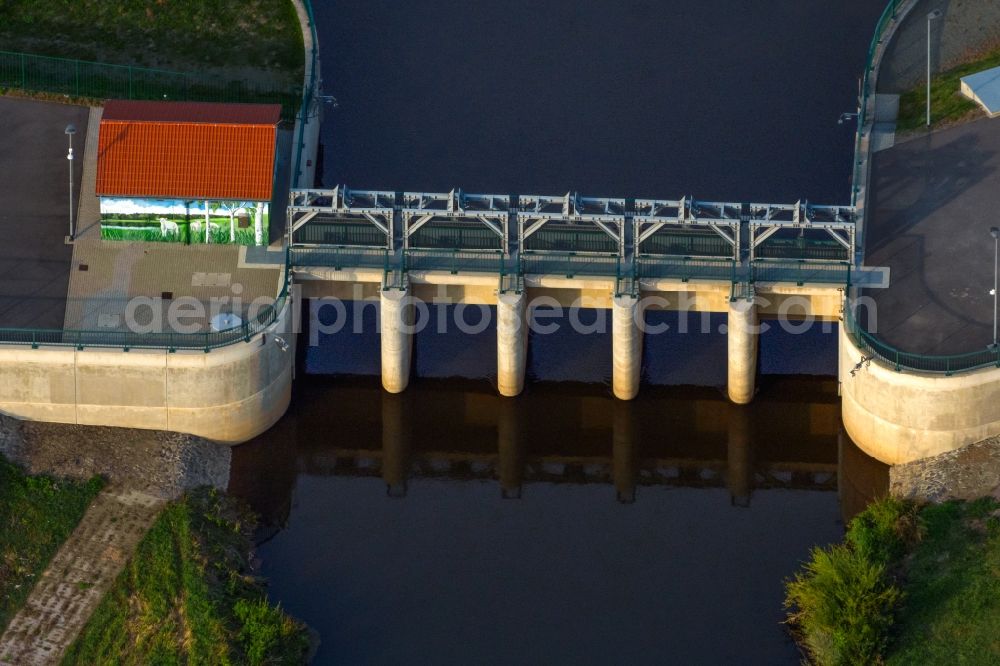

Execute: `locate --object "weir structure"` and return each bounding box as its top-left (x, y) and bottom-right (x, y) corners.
top-left (288, 187), bottom-right (867, 401)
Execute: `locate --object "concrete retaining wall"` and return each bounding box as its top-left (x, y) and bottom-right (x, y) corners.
top-left (0, 304), bottom-right (294, 444)
top-left (839, 322), bottom-right (1000, 464)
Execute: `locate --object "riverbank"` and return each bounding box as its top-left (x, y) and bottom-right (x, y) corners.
top-left (0, 456), bottom-right (103, 635)
top-left (63, 488), bottom-right (310, 665)
top-left (0, 0), bottom-right (303, 93)
top-left (891, 436), bottom-right (1000, 503)
top-left (785, 496), bottom-right (1000, 664)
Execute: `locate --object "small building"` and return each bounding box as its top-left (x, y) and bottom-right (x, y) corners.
top-left (960, 66), bottom-right (1000, 119)
top-left (95, 100), bottom-right (281, 245)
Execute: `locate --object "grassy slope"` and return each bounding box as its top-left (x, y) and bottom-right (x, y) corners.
top-left (888, 498), bottom-right (1000, 664)
top-left (0, 0), bottom-right (303, 85)
top-left (62, 488), bottom-right (308, 666)
top-left (0, 456), bottom-right (104, 633)
top-left (897, 47), bottom-right (1000, 132)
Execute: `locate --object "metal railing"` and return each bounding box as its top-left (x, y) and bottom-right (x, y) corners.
top-left (637, 256), bottom-right (736, 283)
top-left (404, 248), bottom-right (504, 274)
top-left (844, 301), bottom-right (1000, 375)
top-left (0, 50), bottom-right (300, 120)
top-left (751, 260), bottom-right (851, 286)
top-left (290, 245), bottom-right (389, 270)
top-left (852, 0), bottom-right (905, 205)
top-left (292, 0), bottom-right (319, 186)
top-left (519, 252), bottom-right (620, 278)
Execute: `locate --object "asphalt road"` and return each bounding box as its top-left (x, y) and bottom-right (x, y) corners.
top-left (0, 97), bottom-right (88, 329)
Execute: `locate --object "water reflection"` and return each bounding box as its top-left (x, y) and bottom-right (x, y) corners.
top-left (230, 375), bottom-right (884, 529)
top-left (229, 375), bottom-right (888, 665)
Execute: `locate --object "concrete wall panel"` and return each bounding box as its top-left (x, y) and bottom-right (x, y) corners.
top-left (0, 305), bottom-right (294, 444)
top-left (840, 324), bottom-right (1000, 464)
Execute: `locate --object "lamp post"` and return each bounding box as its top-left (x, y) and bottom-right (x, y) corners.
top-left (65, 124), bottom-right (76, 240)
top-left (991, 227), bottom-right (999, 350)
top-left (926, 9), bottom-right (943, 128)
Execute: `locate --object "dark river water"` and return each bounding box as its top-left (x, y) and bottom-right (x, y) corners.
top-left (229, 1), bottom-right (891, 664)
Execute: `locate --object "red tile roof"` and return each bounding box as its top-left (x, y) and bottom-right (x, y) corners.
top-left (96, 101), bottom-right (280, 201)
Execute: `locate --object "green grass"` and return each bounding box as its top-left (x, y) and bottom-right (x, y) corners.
top-left (0, 1), bottom-right (304, 82)
top-left (62, 488), bottom-right (308, 666)
top-left (897, 46), bottom-right (1000, 132)
top-left (786, 496), bottom-right (1000, 665)
top-left (0, 455), bottom-right (104, 634)
top-left (887, 498), bottom-right (1000, 664)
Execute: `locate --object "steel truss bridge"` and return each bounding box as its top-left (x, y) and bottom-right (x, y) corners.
top-left (287, 186), bottom-right (858, 297)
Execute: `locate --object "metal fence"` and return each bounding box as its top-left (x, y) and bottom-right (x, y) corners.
top-left (0, 50), bottom-right (300, 120)
top-left (844, 302), bottom-right (1000, 374)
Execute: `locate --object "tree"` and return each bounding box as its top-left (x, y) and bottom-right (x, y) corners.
top-left (219, 201), bottom-right (240, 243)
top-left (254, 202), bottom-right (265, 246)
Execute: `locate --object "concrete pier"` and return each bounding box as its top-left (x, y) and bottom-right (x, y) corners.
top-left (496, 291), bottom-right (528, 397)
top-left (727, 298), bottom-right (758, 405)
top-left (380, 288), bottom-right (413, 394)
top-left (612, 295), bottom-right (642, 401)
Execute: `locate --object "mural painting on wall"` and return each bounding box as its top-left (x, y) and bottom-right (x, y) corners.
top-left (99, 198), bottom-right (269, 246)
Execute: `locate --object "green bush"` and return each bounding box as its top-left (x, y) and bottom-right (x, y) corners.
top-left (845, 496), bottom-right (919, 567)
top-left (234, 597), bottom-right (308, 666)
top-left (786, 543), bottom-right (902, 665)
top-left (785, 497), bottom-right (915, 665)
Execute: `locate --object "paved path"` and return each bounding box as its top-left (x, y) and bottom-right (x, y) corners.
top-left (865, 1), bottom-right (1000, 355)
top-left (0, 487), bottom-right (165, 666)
top-left (0, 98), bottom-right (88, 329)
top-left (867, 118), bottom-right (1000, 354)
